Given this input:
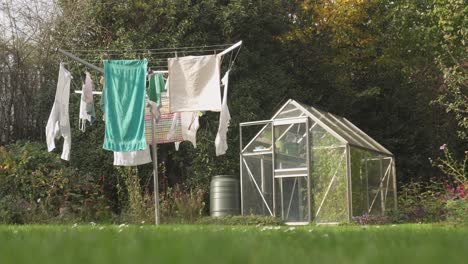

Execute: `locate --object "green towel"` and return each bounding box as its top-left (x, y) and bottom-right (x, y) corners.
top-left (103, 60), bottom-right (147, 152)
top-left (147, 73), bottom-right (166, 105)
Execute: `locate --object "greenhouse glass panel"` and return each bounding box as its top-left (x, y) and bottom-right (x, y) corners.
top-left (275, 177), bottom-right (309, 222)
top-left (275, 102), bottom-right (304, 119)
top-left (311, 145), bottom-right (348, 223)
top-left (241, 155), bottom-right (274, 215)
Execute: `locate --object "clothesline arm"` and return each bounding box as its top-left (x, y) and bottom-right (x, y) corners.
top-left (75, 90), bottom-right (103, 95)
top-left (56, 48), bottom-right (104, 74)
top-left (218, 41), bottom-right (242, 57)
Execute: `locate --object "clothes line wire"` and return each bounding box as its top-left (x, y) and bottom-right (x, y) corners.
top-left (71, 48), bottom-right (227, 56)
top-left (64, 43), bottom-right (233, 52)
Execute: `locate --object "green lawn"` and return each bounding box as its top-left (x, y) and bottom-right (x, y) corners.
top-left (0, 224), bottom-right (466, 264)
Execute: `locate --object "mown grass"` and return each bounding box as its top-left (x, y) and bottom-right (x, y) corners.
top-left (0, 224), bottom-right (466, 264)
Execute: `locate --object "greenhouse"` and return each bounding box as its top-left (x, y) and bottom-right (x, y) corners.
top-left (240, 99), bottom-right (397, 224)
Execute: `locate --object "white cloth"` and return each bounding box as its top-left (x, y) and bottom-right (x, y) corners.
top-left (167, 112), bottom-right (180, 141)
top-left (46, 63), bottom-right (72, 161)
top-left (82, 72), bottom-right (93, 103)
top-left (180, 112), bottom-right (200, 148)
top-left (147, 100), bottom-right (160, 122)
top-left (79, 72), bottom-right (94, 132)
top-left (215, 70), bottom-right (231, 156)
top-left (168, 55), bottom-right (222, 112)
top-left (113, 146), bottom-right (152, 166)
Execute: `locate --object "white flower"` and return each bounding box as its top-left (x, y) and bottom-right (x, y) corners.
top-left (36, 198), bottom-right (41, 203)
top-left (72, 223), bottom-right (78, 228)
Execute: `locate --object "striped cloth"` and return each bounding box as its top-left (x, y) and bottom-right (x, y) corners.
top-left (145, 92), bottom-right (183, 144)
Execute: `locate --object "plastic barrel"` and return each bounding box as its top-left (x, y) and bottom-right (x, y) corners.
top-left (210, 175), bottom-right (240, 217)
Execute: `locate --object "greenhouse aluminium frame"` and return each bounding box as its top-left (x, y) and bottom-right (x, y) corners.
top-left (239, 99), bottom-right (397, 224)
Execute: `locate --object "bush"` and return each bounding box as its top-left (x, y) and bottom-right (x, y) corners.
top-left (0, 142), bottom-right (111, 224)
top-left (445, 199), bottom-right (468, 224)
top-left (198, 215), bottom-right (284, 226)
top-left (158, 184), bottom-right (205, 224)
top-left (433, 146), bottom-right (468, 224)
top-left (397, 180), bottom-right (446, 223)
top-left (352, 213), bottom-right (390, 225)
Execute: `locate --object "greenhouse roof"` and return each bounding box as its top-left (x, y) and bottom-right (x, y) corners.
top-left (272, 99), bottom-right (393, 156)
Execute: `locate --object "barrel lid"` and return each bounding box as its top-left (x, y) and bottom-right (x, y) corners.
top-left (212, 175), bottom-right (237, 179)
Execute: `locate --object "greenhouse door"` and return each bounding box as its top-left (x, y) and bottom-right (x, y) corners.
top-left (273, 118), bottom-right (310, 224)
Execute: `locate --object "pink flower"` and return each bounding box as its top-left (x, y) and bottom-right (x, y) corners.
top-left (439, 144), bottom-right (447, 150)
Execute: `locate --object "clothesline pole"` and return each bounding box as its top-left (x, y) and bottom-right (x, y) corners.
top-left (151, 116), bottom-right (160, 225)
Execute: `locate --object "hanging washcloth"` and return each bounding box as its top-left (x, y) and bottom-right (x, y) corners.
top-left (103, 60), bottom-right (147, 152)
top-left (148, 73), bottom-right (166, 105)
top-left (168, 55), bottom-right (221, 112)
top-left (79, 72), bottom-right (96, 132)
top-left (147, 73), bottom-right (166, 123)
top-left (215, 70), bottom-right (231, 156)
top-left (46, 63), bottom-right (72, 161)
top-left (180, 112), bottom-right (200, 148)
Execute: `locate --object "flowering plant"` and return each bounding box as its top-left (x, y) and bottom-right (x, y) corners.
top-left (434, 145), bottom-right (468, 224)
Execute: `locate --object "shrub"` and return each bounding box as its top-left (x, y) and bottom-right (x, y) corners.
top-left (0, 142), bottom-right (111, 224)
top-left (445, 198), bottom-right (468, 224)
top-left (198, 215), bottom-right (284, 226)
top-left (433, 146), bottom-right (468, 224)
top-left (352, 213), bottom-right (390, 225)
top-left (397, 180), bottom-right (446, 223)
top-left (158, 184), bottom-right (205, 224)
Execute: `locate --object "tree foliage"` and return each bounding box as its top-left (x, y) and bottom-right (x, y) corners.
top-left (0, 0), bottom-right (466, 219)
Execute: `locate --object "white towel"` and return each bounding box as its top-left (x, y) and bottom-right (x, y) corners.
top-left (168, 55), bottom-right (222, 112)
top-left (215, 70), bottom-right (231, 156)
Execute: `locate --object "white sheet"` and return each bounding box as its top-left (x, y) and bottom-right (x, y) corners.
top-left (168, 55), bottom-right (221, 112)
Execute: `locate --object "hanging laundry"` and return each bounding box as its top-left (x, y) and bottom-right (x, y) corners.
top-left (103, 60), bottom-right (147, 152)
top-left (144, 91), bottom-right (183, 144)
top-left (167, 112), bottom-right (180, 141)
top-left (46, 63), bottom-right (72, 161)
top-left (100, 76), bottom-right (106, 121)
top-left (147, 73), bottom-right (166, 123)
top-left (79, 71), bottom-right (96, 132)
top-left (148, 73), bottom-right (166, 105)
top-left (113, 146), bottom-right (152, 166)
top-left (180, 112), bottom-right (200, 148)
top-left (168, 55), bottom-right (222, 112)
top-left (215, 70), bottom-right (231, 156)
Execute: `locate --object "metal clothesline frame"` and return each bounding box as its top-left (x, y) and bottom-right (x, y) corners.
top-left (56, 41), bottom-right (243, 225)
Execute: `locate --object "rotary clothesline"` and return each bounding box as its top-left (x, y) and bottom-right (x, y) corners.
top-left (54, 41), bottom-right (242, 225)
